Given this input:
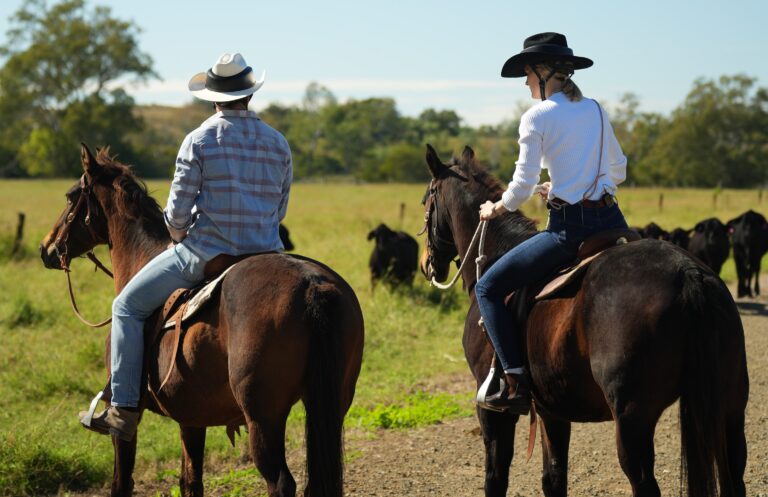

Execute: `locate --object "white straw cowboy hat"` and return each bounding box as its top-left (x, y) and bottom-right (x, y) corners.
top-left (188, 53), bottom-right (266, 102)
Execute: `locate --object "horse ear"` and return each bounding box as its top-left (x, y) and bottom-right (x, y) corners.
top-left (461, 146), bottom-right (475, 162)
top-left (80, 143), bottom-right (99, 176)
top-left (425, 144), bottom-right (447, 178)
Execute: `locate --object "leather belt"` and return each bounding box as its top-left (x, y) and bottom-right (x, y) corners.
top-left (548, 195), bottom-right (614, 210)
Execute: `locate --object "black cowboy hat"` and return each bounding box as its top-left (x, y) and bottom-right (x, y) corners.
top-left (501, 32), bottom-right (593, 78)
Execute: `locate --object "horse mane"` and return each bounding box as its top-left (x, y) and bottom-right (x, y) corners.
top-left (94, 148), bottom-right (168, 244)
top-left (448, 152), bottom-right (538, 252)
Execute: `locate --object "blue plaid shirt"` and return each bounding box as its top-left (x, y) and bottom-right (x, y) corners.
top-left (164, 110), bottom-right (292, 261)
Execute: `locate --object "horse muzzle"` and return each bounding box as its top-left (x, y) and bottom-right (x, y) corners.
top-left (419, 249), bottom-right (432, 279)
top-left (40, 243), bottom-right (63, 270)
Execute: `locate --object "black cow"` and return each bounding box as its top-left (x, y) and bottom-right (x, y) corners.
top-left (279, 223), bottom-right (294, 251)
top-left (367, 223), bottom-right (419, 290)
top-left (667, 227), bottom-right (692, 250)
top-left (640, 222), bottom-right (669, 240)
top-left (727, 209), bottom-right (768, 297)
top-left (688, 217), bottom-right (730, 275)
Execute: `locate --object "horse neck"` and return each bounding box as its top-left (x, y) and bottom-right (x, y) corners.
top-left (448, 192), bottom-right (535, 292)
top-left (104, 206), bottom-right (169, 293)
top-left (448, 207), bottom-right (485, 290)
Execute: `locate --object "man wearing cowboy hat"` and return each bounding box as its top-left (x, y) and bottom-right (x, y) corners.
top-left (79, 53), bottom-right (293, 440)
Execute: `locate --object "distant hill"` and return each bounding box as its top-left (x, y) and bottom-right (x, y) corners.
top-left (127, 101), bottom-right (211, 177)
top-left (134, 102), bottom-right (211, 139)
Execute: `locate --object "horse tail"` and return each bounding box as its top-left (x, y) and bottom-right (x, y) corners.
top-left (303, 276), bottom-right (345, 497)
top-left (678, 265), bottom-right (733, 497)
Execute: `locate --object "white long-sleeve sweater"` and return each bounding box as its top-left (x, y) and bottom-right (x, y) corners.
top-left (501, 91), bottom-right (627, 212)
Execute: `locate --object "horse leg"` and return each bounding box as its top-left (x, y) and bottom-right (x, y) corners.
top-left (540, 416), bottom-right (571, 497)
top-left (179, 426), bottom-right (206, 497)
top-left (754, 263), bottom-right (761, 296)
top-left (719, 412), bottom-right (747, 497)
top-left (111, 436), bottom-right (137, 497)
top-left (247, 416), bottom-right (295, 497)
top-left (477, 407), bottom-right (518, 497)
top-left (614, 417), bottom-right (660, 497)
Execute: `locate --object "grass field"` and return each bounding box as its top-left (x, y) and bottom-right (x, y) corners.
top-left (0, 178), bottom-right (764, 496)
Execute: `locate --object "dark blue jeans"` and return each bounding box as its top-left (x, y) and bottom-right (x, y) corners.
top-left (475, 202), bottom-right (628, 373)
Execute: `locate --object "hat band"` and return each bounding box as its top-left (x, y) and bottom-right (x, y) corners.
top-left (521, 44), bottom-right (574, 57)
top-left (205, 66), bottom-right (256, 92)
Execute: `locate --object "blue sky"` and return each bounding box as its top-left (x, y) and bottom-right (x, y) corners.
top-left (1, 0), bottom-right (766, 126)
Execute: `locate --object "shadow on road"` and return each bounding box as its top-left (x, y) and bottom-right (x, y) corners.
top-left (736, 300), bottom-right (768, 317)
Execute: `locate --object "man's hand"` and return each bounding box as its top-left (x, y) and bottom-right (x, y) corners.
top-left (167, 225), bottom-right (188, 244)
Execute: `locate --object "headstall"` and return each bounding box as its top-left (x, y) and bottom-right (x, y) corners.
top-left (53, 174), bottom-right (113, 328)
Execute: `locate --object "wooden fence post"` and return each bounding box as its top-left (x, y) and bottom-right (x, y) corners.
top-left (11, 212), bottom-right (25, 255)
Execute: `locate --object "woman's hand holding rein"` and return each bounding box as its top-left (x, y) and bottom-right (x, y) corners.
top-left (479, 182), bottom-right (550, 221)
top-left (479, 200), bottom-right (506, 221)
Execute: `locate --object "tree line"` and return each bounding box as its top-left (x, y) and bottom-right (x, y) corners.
top-left (1, 0), bottom-right (767, 187)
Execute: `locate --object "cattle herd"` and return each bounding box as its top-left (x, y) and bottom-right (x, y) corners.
top-left (362, 209), bottom-right (768, 300)
top-left (632, 209), bottom-right (768, 298)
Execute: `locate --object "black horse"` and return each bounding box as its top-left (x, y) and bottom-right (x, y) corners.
top-left (418, 145), bottom-right (748, 497)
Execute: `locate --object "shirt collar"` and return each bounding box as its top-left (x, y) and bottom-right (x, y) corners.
top-left (214, 110), bottom-right (261, 119)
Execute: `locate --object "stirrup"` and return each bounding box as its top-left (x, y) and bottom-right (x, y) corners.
top-left (81, 390), bottom-right (105, 427)
top-left (476, 366), bottom-right (508, 413)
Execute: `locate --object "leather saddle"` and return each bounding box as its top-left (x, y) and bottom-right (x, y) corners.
top-left (143, 252), bottom-right (270, 353)
top-left (535, 228), bottom-right (641, 301)
top-left (504, 228), bottom-right (641, 321)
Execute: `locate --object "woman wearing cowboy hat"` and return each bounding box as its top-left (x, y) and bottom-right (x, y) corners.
top-left (79, 53), bottom-right (293, 440)
top-left (475, 33), bottom-right (629, 413)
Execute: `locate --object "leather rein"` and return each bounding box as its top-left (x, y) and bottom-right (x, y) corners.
top-left (53, 174), bottom-right (114, 328)
top-left (418, 177), bottom-right (539, 460)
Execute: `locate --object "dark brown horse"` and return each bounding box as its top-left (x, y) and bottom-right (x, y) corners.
top-left (419, 145), bottom-right (748, 497)
top-left (39, 145), bottom-right (365, 497)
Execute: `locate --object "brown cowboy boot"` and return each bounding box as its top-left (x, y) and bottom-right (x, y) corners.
top-left (78, 406), bottom-right (139, 441)
top-left (485, 373), bottom-right (531, 414)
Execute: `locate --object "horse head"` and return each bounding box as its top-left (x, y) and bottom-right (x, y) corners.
top-left (419, 143), bottom-right (494, 283)
top-left (40, 144), bottom-right (112, 270)
top-left (418, 144), bottom-right (538, 287)
top-left (40, 143), bottom-right (166, 272)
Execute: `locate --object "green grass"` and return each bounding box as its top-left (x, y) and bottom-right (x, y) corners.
top-left (348, 391), bottom-right (474, 430)
top-left (0, 179), bottom-right (764, 495)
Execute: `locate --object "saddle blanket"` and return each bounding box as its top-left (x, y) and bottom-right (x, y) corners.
top-left (160, 265), bottom-right (236, 330)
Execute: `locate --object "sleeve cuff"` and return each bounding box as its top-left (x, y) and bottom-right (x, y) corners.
top-left (164, 210), bottom-right (191, 231)
top-left (501, 190), bottom-right (521, 212)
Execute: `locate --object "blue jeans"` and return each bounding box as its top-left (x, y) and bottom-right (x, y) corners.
top-left (110, 243), bottom-right (207, 407)
top-left (475, 202), bottom-right (628, 373)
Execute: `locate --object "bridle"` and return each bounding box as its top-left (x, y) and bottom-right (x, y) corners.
top-left (419, 178), bottom-right (489, 290)
top-left (419, 180), bottom-right (457, 276)
top-left (53, 173), bottom-right (114, 328)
